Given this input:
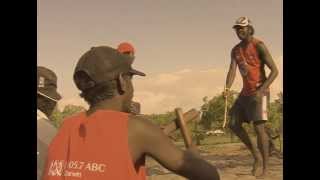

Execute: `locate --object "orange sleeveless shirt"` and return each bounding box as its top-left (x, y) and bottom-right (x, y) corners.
top-left (42, 110), bottom-right (146, 180)
top-left (232, 38), bottom-right (267, 96)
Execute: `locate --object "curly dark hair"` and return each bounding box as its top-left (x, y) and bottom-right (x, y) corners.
top-left (79, 81), bottom-right (117, 106)
top-left (74, 71), bottom-right (118, 106)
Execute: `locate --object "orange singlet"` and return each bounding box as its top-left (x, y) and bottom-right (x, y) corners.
top-left (42, 110), bottom-right (146, 180)
top-left (232, 38), bottom-right (267, 96)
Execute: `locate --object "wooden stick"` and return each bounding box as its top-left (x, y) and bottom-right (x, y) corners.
top-left (163, 109), bottom-right (200, 135)
top-left (175, 108), bottom-right (193, 148)
top-left (222, 95), bottom-right (228, 129)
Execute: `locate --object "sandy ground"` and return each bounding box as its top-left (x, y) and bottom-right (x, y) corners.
top-left (146, 143), bottom-right (283, 180)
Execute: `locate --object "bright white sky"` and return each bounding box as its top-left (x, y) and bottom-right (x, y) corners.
top-left (38, 0), bottom-right (282, 114)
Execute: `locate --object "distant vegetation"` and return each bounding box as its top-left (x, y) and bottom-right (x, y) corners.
top-left (50, 104), bottom-right (86, 128)
top-left (50, 91), bottom-right (283, 144)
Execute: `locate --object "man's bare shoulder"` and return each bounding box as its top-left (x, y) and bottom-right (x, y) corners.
top-left (254, 41), bottom-right (271, 57)
top-left (128, 115), bottom-right (164, 138)
top-left (128, 115), bottom-right (160, 130)
top-left (252, 37), bottom-right (264, 44)
top-left (231, 45), bottom-right (238, 52)
top-left (231, 43), bottom-right (241, 56)
top-left (255, 41), bottom-right (267, 49)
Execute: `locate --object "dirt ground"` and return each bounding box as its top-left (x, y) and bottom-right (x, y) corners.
top-left (146, 143), bottom-right (283, 180)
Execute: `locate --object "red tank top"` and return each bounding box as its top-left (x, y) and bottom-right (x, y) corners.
top-left (42, 110), bottom-right (146, 180)
top-left (232, 38), bottom-right (267, 96)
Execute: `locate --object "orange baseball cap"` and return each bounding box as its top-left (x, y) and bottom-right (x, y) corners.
top-left (117, 42), bottom-right (135, 54)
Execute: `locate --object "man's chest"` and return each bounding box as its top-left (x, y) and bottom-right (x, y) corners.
top-left (234, 45), bottom-right (260, 66)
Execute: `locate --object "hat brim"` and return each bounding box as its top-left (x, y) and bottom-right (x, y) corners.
top-left (130, 68), bottom-right (146, 77)
top-left (233, 24), bottom-right (249, 28)
top-left (38, 89), bottom-right (62, 102)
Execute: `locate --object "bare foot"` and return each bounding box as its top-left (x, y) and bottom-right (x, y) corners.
top-left (251, 158), bottom-right (263, 176)
top-left (256, 169), bottom-right (269, 179)
top-left (272, 151), bottom-right (283, 159)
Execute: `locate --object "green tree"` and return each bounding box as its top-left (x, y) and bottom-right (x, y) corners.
top-left (146, 111), bottom-right (175, 126)
top-left (50, 105), bottom-right (86, 128)
top-left (61, 105), bottom-right (86, 119)
top-left (267, 92), bottom-right (283, 132)
top-left (200, 90), bottom-right (238, 130)
top-left (50, 106), bottom-right (64, 128)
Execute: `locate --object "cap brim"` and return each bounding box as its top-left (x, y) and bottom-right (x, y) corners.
top-left (51, 91), bottom-right (62, 101)
top-left (232, 24), bottom-right (248, 28)
top-left (38, 89), bottom-right (62, 102)
top-left (130, 68), bottom-right (146, 76)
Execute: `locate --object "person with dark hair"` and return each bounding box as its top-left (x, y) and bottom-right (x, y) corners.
top-left (223, 17), bottom-right (279, 178)
top-left (117, 42), bottom-right (142, 115)
top-left (42, 46), bottom-right (220, 180)
top-left (37, 66), bottom-right (62, 180)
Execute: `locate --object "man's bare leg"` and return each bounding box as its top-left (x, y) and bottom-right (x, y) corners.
top-left (254, 122), bottom-right (269, 178)
top-left (229, 122), bottom-right (263, 176)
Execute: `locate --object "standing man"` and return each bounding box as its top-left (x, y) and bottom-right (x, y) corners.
top-left (224, 17), bottom-right (278, 177)
top-left (37, 66), bottom-right (62, 180)
top-left (117, 42), bottom-right (142, 115)
top-left (42, 46), bottom-right (220, 180)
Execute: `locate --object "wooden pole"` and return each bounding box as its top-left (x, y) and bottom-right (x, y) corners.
top-left (163, 109), bottom-right (200, 135)
top-left (175, 108), bottom-right (193, 148)
top-left (223, 94), bottom-right (228, 129)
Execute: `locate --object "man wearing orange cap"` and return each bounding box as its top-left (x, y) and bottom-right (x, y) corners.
top-left (42, 46), bottom-right (220, 180)
top-left (223, 17), bottom-right (279, 178)
top-left (117, 42), bottom-right (135, 57)
top-left (118, 42), bottom-right (141, 115)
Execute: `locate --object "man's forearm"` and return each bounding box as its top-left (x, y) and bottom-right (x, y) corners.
top-left (183, 159), bottom-right (220, 180)
top-left (226, 70), bottom-right (236, 89)
top-left (194, 160), bottom-right (220, 180)
top-left (257, 43), bottom-right (279, 91)
top-left (260, 69), bottom-right (278, 91)
top-left (178, 151), bottom-right (220, 180)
